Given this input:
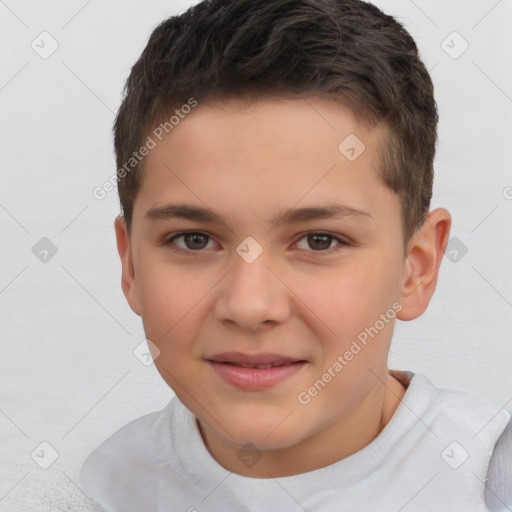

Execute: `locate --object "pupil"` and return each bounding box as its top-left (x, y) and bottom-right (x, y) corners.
top-left (186, 233), bottom-right (207, 249)
top-left (310, 234), bottom-right (330, 250)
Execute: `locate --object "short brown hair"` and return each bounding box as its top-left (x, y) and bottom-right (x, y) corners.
top-left (114, 0), bottom-right (438, 244)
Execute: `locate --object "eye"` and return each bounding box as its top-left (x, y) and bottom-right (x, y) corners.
top-left (164, 231), bottom-right (217, 253)
top-left (294, 232), bottom-right (348, 253)
top-left (163, 231), bottom-right (349, 255)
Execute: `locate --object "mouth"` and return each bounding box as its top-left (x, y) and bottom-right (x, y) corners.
top-left (216, 361), bottom-right (298, 369)
top-left (207, 352), bottom-right (306, 367)
top-left (206, 352), bottom-right (308, 390)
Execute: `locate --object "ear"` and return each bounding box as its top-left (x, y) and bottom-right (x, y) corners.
top-left (397, 208), bottom-right (452, 321)
top-left (114, 215), bottom-right (141, 316)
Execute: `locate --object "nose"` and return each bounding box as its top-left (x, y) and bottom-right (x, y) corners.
top-left (213, 250), bottom-right (291, 332)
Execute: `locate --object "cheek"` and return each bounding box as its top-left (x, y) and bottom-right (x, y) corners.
top-left (297, 256), bottom-right (401, 362)
top-left (135, 257), bottom-right (208, 349)
top-left (301, 259), bottom-right (393, 326)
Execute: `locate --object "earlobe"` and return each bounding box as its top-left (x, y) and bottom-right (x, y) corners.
top-left (397, 208), bottom-right (451, 321)
top-left (114, 215), bottom-right (141, 316)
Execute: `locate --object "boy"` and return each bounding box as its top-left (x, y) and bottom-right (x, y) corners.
top-left (80, 0), bottom-right (512, 510)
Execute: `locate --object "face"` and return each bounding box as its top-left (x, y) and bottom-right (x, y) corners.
top-left (115, 96), bottom-right (447, 463)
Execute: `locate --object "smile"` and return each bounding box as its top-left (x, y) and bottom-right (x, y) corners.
top-left (206, 353), bottom-right (307, 390)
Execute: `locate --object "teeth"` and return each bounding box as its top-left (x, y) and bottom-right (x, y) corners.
top-left (229, 363), bottom-right (276, 369)
top-left (221, 362), bottom-right (291, 368)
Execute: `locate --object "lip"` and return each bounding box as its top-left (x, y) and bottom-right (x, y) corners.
top-left (206, 352), bottom-right (307, 391)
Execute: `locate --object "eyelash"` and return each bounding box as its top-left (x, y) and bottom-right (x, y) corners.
top-left (162, 231), bottom-right (350, 256)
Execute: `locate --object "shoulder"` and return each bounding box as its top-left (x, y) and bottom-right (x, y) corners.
top-left (415, 374), bottom-right (509, 439)
top-left (486, 415), bottom-right (512, 511)
top-left (408, 373), bottom-right (512, 509)
top-left (80, 399), bottom-right (178, 511)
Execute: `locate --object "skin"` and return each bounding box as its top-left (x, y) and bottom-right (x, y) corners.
top-left (114, 96), bottom-right (451, 478)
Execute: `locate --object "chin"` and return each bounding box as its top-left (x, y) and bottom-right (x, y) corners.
top-left (216, 417), bottom-right (308, 452)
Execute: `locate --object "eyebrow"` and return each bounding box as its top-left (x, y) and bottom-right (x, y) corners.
top-left (144, 202), bottom-right (372, 226)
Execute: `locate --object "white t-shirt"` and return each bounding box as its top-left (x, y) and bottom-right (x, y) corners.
top-left (80, 370), bottom-right (510, 512)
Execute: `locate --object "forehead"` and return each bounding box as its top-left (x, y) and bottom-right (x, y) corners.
top-left (134, 96), bottom-right (395, 227)
top-left (150, 96), bottom-right (380, 166)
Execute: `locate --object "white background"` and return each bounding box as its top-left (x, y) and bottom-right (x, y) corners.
top-left (0, 0), bottom-right (511, 510)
